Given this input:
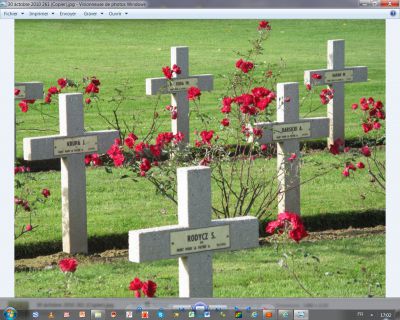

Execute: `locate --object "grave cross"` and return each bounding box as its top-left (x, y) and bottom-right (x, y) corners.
top-left (304, 39), bottom-right (368, 148)
top-left (129, 166), bottom-right (259, 298)
top-left (23, 93), bottom-right (119, 254)
top-left (253, 82), bottom-right (329, 215)
top-left (146, 46), bottom-right (214, 145)
top-left (14, 82), bottom-right (44, 157)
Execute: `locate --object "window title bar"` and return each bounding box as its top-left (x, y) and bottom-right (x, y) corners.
top-left (1, 0), bottom-right (400, 9)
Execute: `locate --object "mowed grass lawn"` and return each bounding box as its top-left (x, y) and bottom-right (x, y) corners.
top-left (15, 20), bottom-right (385, 158)
top-left (15, 235), bottom-right (385, 298)
top-left (15, 149), bottom-right (385, 253)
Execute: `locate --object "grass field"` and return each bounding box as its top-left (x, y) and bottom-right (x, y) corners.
top-left (15, 20), bottom-right (385, 158)
top-left (15, 234), bottom-right (385, 298)
top-left (15, 149), bottom-right (385, 256)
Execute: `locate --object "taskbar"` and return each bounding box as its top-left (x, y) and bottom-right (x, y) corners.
top-left (1, 299), bottom-right (400, 320)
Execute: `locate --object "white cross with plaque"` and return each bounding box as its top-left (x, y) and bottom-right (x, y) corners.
top-left (14, 82), bottom-right (44, 157)
top-left (253, 82), bottom-right (329, 215)
top-left (129, 166), bottom-right (259, 297)
top-left (23, 93), bottom-right (119, 254)
top-left (304, 39), bottom-right (368, 148)
top-left (146, 46), bottom-right (214, 145)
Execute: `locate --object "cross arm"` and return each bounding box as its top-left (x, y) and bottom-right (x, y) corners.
top-left (93, 130), bottom-right (119, 153)
top-left (304, 67), bottom-right (368, 86)
top-left (146, 75), bottom-right (214, 95)
top-left (254, 117), bottom-right (330, 145)
top-left (23, 130), bottom-right (119, 161)
top-left (129, 216), bottom-right (259, 263)
top-left (15, 82), bottom-right (44, 101)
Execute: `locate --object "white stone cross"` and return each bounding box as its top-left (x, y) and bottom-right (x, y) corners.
top-left (253, 82), bottom-right (329, 215)
top-left (304, 39), bottom-right (368, 148)
top-left (129, 166), bottom-right (259, 297)
top-left (14, 82), bottom-right (44, 157)
top-left (23, 93), bottom-right (119, 254)
top-left (146, 46), bottom-right (214, 145)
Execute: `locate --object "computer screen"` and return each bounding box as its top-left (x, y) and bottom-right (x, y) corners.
top-left (0, 0), bottom-right (399, 315)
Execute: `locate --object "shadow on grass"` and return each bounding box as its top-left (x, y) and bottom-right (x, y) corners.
top-left (16, 209), bottom-right (385, 260)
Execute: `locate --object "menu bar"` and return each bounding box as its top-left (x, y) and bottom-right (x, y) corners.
top-left (0, 8), bottom-right (399, 18)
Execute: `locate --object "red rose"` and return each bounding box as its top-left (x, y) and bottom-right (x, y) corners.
top-left (58, 78), bottom-right (67, 89)
top-left (288, 225), bottom-right (308, 243)
top-left (312, 73), bottom-right (322, 80)
top-left (376, 110), bottom-right (385, 120)
top-left (342, 167), bottom-right (350, 177)
top-left (172, 64), bottom-right (181, 74)
top-left (124, 133), bottom-right (138, 149)
top-left (361, 145), bottom-right (371, 157)
top-left (357, 161), bottom-right (365, 169)
top-left (142, 280), bottom-right (157, 298)
top-left (44, 94), bottom-right (52, 104)
top-left (258, 20), bottom-right (271, 30)
top-left (361, 103), bottom-right (369, 111)
top-left (18, 101), bottom-right (29, 113)
top-left (221, 118), bottom-right (230, 127)
top-left (362, 122), bottom-right (373, 133)
top-left (107, 143), bottom-right (125, 167)
top-left (351, 103), bottom-right (358, 110)
top-left (48, 86), bottom-right (59, 95)
top-left (265, 220), bottom-right (284, 234)
top-left (221, 97), bottom-right (232, 113)
top-left (288, 153), bottom-right (297, 161)
top-left (85, 98), bottom-right (91, 105)
top-left (174, 132), bottom-right (184, 144)
top-left (374, 101), bottom-right (383, 109)
top-left (373, 121), bottom-right (381, 130)
top-left (187, 86), bottom-right (201, 101)
top-left (200, 130), bottom-right (214, 145)
top-left (252, 128), bottom-right (263, 138)
top-left (135, 142), bottom-right (148, 154)
top-left (129, 277), bottom-right (143, 291)
top-left (156, 132), bottom-right (174, 146)
top-left (14, 88), bottom-right (21, 96)
top-left (150, 144), bottom-right (162, 158)
top-left (306, 83), bottom-right (312, 91)
top-left (59, 258), bottom-right (78, 273)
top-left (261, 144), bottom-right (268, 152)
top-left (91, 154), bottom-right (102, 166)
top-left (85, 82), bottom-right (99, 94)
top-left (25, 224), bottom-right (33, 232)
top-left (140, 158), bottom-right (152, 173)
top-left (41, 189), bottom-right (51, 198)
top-left (319, 88), bottom-right (334, 105)
top-left (171, 110), bottom-right (178, 120)
top-left (162, 66), bottom-right (173, 79)
top-left (91, 78), bottom-right (101, 86)
top-left (367, 97), bottom-right (375, 105)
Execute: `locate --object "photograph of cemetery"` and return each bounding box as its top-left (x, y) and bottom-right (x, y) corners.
top-left (14, 19), bottom-right (386, 298)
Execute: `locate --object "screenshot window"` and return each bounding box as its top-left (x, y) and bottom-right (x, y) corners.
top-left (0, 0), bottom-right (399, 317)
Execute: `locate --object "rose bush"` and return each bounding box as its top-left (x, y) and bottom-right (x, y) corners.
top-left (14, 166), bottom-right (51, 239)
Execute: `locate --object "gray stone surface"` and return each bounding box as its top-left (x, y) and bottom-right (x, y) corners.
top-left (14, 82), bottom-right (44, 100)
top-left (304, 39), bottom-right (368, 147)
top-left (146, 46), bottom-right (214, 144)
top-left (253, 82), bottom-right (330, 215)
top-left (129, 166), bottom-right (259, 297)
top-left (23, 93), bottom-right (119, 254)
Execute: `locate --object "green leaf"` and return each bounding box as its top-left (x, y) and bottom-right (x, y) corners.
top-left (105, 167), bottom-right (113, 174)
